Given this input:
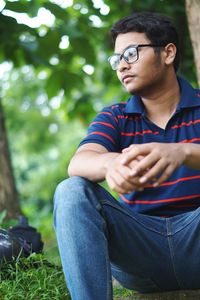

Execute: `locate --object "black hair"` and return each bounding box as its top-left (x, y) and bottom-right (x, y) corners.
top-left (110, 12), bottom-right (180, 71)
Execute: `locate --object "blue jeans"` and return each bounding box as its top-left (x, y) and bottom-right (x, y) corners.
top-left (53, 176), bottom-right (200, 300)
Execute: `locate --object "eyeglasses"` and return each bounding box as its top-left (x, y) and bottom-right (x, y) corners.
top-left (108, 44), bottom-right (165, 71)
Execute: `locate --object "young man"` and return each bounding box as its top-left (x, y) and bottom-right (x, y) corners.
top-left (54, 12), bottom-right (200, 300)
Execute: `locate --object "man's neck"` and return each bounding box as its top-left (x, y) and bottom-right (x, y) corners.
top-left (141, 75), bottom-right (180, 129)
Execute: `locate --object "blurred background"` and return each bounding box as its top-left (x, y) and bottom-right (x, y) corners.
top-left (0, 0), bottom-right (199, 265)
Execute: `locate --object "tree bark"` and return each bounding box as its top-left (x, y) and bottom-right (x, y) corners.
top-left (0, 99), bottom-right (22, 220)
top-left (185, 0), bottom-right (200, 87)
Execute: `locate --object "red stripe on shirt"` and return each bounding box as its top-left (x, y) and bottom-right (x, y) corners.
top-left (179, 138), bottom-right (200, 143)
top-left (146, 175), bottom-right (200, 188)
top-left (98, 112), bottom-right (119, 123)
top-left (114, 117), bottom-right (119, 123)
top-left (121, 130), bottom-right (159, 137)
top-left (91, 121), bottom-right (115, 129)
top-left (117, 115), bottom-right (142, 121)
top-left (171, 119), bottom-right (200, 129)
top-left (120, 193), bottom-right (200, 205)
top-left (98, 112), bottom-right (113, 116)
top-left (88, 132), bottom-right (115, 143)
top-left (111, 103), bottom-right (127, 109)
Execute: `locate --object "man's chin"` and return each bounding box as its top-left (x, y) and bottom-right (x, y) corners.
top-left (125, 85), bottom-right (141, 95)
top-left (123, 80), bottom-right (140, 94)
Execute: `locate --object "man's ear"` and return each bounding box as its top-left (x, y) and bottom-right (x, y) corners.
top-left (163, 43), bottom-right (177, 66)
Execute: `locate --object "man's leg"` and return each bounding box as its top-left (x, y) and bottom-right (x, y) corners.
top-left (108, 206), bottom-right (200, 292)
top-left (165, 207), bottom-right (200, 289)
top-left (53, 176), bottom-right (113, 300)
top-left (102, 201), bottom-right (180, 293)
top-left (53, 176), bottom-right (182, 299)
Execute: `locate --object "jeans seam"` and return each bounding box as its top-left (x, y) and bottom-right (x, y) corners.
top-left (111, 265), bottom-right (163, 292)
top-left (166, 218), bottom-right (182, 289)
top-left (105, 247), bottom-right (112, 300)
top-left (171, 209), bottom-right (200, 234)
top-left (95, 203), bottom-right (112, 299)
top-left (103, 202), bottom-right (166, 235)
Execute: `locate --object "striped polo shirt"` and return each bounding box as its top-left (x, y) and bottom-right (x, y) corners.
top-left (79, 77), bottom-right (200, 217)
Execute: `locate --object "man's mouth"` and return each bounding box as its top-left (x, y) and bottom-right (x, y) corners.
top-left (122, 74), bottom-right (135, 83)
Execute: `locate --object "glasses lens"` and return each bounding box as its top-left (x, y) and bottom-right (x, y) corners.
top-left (109, 55), bottom-right (120, 70)
top-left (124, 46), bottom-right (137, 63)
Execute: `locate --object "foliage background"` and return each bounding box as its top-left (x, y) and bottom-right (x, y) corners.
top-left (0, 0), bottom-right (198, 263)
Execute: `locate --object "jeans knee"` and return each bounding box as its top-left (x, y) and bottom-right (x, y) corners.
top-left (53, 176), bottom-right (97, 225)
top-left (53, 177), bottom-right (79, 227)
top-left (55, 176), bottom-right (83, 194)
top-left (54, 176), bottom-right (88, 205)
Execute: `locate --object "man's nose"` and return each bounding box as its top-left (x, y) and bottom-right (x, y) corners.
top-left (117, 57), bottom-right (131, 72)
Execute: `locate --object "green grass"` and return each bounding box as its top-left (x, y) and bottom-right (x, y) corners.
top-left (114, 287), bottom-right (136, 298)
top-left (0, 254), bottom-right (70, 300)
top-left (0, 210), bottom-right (136, 299)
top-left (0, 254), bottom-right (136, 299)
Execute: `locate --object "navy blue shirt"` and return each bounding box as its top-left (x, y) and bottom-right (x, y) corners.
top-left (79, 77), bottom-right (200, 217)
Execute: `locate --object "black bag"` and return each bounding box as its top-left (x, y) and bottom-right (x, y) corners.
top-left (0, 216), bottom-right (43, 262)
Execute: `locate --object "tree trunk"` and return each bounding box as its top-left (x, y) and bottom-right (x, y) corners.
top-left (0, 99), bottom-right (22, 220)
top-left (185, 0), bottom-right (200, 87)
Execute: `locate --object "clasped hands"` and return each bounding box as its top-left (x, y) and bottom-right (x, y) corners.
top-left (105, 142), bottom-right (186, 194)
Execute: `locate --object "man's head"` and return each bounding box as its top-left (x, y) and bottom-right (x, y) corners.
top-left (110, 11), bottom-right (180, 72)
top-left (108, 12), bottom-right (179, 96)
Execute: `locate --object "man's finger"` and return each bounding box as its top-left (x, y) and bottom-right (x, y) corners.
top-left (121, 144), bottom-right (151, 165)
top-left (139, 159), bottom-right (170, 184)
top-left (153, 164), bottom-right (175, 186)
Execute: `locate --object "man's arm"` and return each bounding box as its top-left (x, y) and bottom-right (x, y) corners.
top-left (184, 143), bottom-right (200, 169)
top-left (68, 143), bottom-right (119, 182)
top-left (68, 143), bottom-right (144, 194)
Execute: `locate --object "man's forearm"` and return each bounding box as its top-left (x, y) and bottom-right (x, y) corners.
top-left (68, 150), bottom-right (119, 182)
top-left (184, 143), bottom-right (200, 170)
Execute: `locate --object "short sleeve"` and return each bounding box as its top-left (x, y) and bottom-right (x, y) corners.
top-left (79, 106), bottom-right (121, 152)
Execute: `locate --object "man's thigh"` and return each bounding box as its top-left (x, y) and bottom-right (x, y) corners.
top-left (169, 207), bottom-right (200, 289)
top-left (102, 201), bottom-right (200, 291)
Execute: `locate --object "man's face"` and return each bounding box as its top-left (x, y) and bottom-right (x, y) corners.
top-left (114, 32), bottom-right (165, 96)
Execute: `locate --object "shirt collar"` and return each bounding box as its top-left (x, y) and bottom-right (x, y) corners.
top-left (176, 76), bottom-right (200, 110)
top-left (125, 76), bottom-right (200, 115)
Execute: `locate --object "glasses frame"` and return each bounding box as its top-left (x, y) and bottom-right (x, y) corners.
top-left (108, 44), bottom-right (165, 71)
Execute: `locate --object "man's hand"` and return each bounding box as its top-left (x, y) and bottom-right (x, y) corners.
top-left (121, 143), bottom-right (187, 187)
top-left (105, 153), bottom-right (146, 194)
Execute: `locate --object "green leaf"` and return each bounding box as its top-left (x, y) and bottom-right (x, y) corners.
top-left (4, 1), bottom-right (30, 13)
top-left (46, 71), bottom-right (63, 98)
top-left (43, 2), bottom-right (69, 20)
top-left (46, 70), bottom-right (82, 98)
top-left (70, 37), bottom-right (96, 65)
top-left (0, 210), bottom-right (7, 226)
top-left (37, 30), bottom-right (61, 59)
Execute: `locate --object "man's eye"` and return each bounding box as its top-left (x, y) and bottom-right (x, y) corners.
top-left (112, 56), bottom-right (119, 65)
top-left (126, 48), bottom-right (136, 58)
